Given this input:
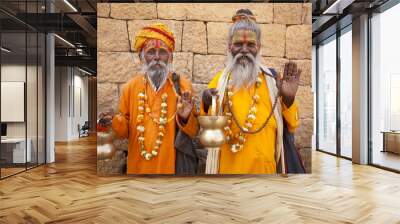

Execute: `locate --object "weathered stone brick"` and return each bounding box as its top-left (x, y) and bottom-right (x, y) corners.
top-left (245, 3), bottom-right (274, 24)
top-left (97, 3), bottom-right (110, 18)
top-left (110, 3), bottom-right (156, 20)
top-left (193, 54), bottom-right (226, 84)
top-left (260, 24), bottom-right (286, 57)
top-left (173, 52), bottom-right (193, 81)
top-left (182, 21), bottom-right (207, 54)
top-left (98, 52), bottom-right (141, 83)
top-left (274, 3), bottom-right (303, 25)
top-left (295, 118), bottom-right (313, 148)
top-left (97, 83), bottom-right (119, 115)
top-left (302, 3), bottom-right (312, 25)
top-left (98, 18), bottom-right (130, 52)
top-left (176, 3), bottom-right (273, 23)
top-left (207, 22), bottom-right (230, 55)
top-left (157, 3), bottom-right (188, 20)
top-left (285, 25), bottom-right (312, 59)
top-left (296, 85), bottom-right (314, 119)
top-left (192, 83), bottom-right (208, 113)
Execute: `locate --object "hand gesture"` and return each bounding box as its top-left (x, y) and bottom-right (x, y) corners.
top-left (177, 91), bottom-right (193, 123)
top-left (276, 62), bottom-right (301, 107)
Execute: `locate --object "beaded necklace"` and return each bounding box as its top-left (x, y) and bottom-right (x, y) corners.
top-left (136, 77), bottom-right (175, 160)
top-left (223, 75), bottom-right (279, 153)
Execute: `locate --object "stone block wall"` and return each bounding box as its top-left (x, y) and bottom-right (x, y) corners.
top-left (97, 3), bottom-right (313, 172)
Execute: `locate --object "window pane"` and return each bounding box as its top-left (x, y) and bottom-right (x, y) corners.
top-left (371, 3), bottom-right (400, 171)
top-left (27, 31), bottom-right (38, 169)
top-left (26, 0), bottom-right (39, 169)
top-left (340, 28), bottom-right (352, 158)
top-left (38, 32), bottom-right (45, 165)
top-left (318, 36), bottom-right (337, 154)
top-left (1, 30), bottom-right (28, 177)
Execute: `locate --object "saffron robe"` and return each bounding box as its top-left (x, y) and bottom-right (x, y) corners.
top-left (202, 71), bottom-right (300, 174)
top-left (112, 73), bottom-right (198, 174)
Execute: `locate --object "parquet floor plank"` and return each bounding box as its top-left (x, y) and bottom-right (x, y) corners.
top-left (0, 135), bottom-right (399, 223)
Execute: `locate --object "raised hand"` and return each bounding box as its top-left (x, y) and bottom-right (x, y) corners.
top-left (177, 91), bottom-right (193, 123)
top-left (276, 62), bottom-right (301, 107)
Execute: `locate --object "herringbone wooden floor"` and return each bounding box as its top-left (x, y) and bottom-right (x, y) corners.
top-left (1, 136), bottom-right (399, 224)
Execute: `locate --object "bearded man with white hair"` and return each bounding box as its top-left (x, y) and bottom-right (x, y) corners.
top-left (99, 23), bottom-right (198, 174)
top-left (201, 9), bottom-right (302, 174)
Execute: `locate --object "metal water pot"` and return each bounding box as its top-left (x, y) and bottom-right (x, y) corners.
top-left (97, 131), bottom-right (117, 160)
top-left (198, 95), bottom-right (227, 148)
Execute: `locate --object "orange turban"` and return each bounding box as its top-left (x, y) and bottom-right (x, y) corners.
top-left (134, 23), bottom-right (175, 52)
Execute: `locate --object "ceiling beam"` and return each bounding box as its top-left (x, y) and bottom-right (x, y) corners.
top-left (67, 13), bottom-right (97, 39)
top-left (55, 55), bottom-right (96, 70)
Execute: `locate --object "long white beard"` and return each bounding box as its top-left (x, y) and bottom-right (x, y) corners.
top-left (141, 60), bottom-right (172, 91)
top-left (227, 52), bottom-right (261, 90)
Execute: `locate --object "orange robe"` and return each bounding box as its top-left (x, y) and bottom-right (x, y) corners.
top-left (112, 73), bottom-right (198, 174)
top-left (202, 71), bottom-right (300, 174)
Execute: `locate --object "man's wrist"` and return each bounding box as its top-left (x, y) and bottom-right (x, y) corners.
top-left (282, 96), bottom-right (294, 108)
top-left (178, 114), bottom-right (189, 125)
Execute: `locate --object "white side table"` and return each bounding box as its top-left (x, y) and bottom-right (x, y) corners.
top-left (1, 138), bottom-right (32, 163)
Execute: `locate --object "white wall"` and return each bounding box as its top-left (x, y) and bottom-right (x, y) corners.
top-left (73, 73), bottom-right (89, 138)
top-left (54, 67), bottom-right (89, 141)
top-left (55, 66), bottom-right (69, 141)
top-left (1, 65), bottom-right (36, 138)
top-left (1, 64), bottom-right (25, 81)
top-left (1, 65), bottom-right (25, 139)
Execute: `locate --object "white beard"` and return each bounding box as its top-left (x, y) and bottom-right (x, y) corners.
top-left (227, 52), bottom-right (261, 90)
top-left (141, 60), bottom-right (172, 91)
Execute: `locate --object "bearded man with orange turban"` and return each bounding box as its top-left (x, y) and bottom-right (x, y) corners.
top-left (99, 23), bottom-right (198, 174)
top-left (200, 9), bottom-right (302, 174)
